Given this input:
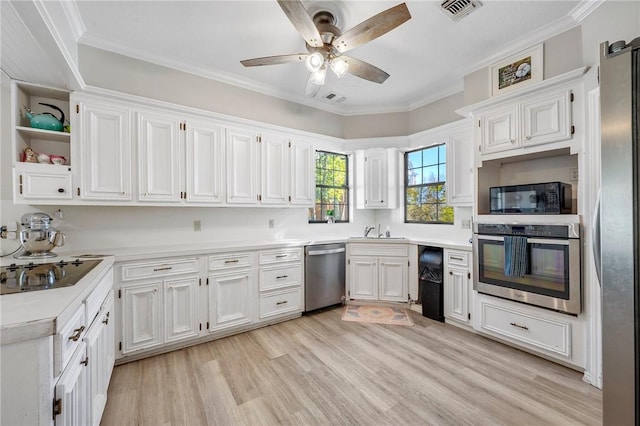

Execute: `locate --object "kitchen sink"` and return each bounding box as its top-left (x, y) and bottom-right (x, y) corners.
top-left (348, 237), bottom-right (408, 241)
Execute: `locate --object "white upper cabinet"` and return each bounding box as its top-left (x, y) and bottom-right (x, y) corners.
top-left (260, 133), bottom-right (289, 205)
top-left (137, 110), bottom-right (182, 202)
top-left (185, 119), bottom-right (225, 204)
top-left (356, 148), bottom-right (398, 209)
top-left (479, 104), bottom-right (519, 155)
top-left (446, 126), bottom-right (474, 206)
top-left (74, 96), bottom-right (132, 201)
top-left (289, 140), bottom-right (315, 206)
top-left (520, 90), bottom-right (571, 147)
top-left (226, 127), bottom-right (259, 204)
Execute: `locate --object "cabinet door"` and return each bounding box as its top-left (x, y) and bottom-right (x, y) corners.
top-left (480, 105), bottom-right (519, 155)
top-left (186, 120), bottom-right (225, 204)
top-left (290, 140), bottom-right (314, 206)
top-left (348, 256), bottom-right (378, 300)
top-left (122, 282), bottom-right (163, 354)
top-left (15, 165), bottom-right (73, 200)
top-left (54, 342), bottom-right (89, 426)
top-left (208, 271), bottom-right (253, 331)
top-left (445, 267), bottom-right (469, 324)
top-left (137, 111), bottom-right (181, 202)
top-left (521, 90), bottom-right (571, 147)
top-left (84, 302), bottom-right (112, 426)
top-left (226, 128), bottom-right (258, 204)
top-left (446, 128), bottom-right (474, 206)
top-left (164, 276), bottom-right (199, 343)
top-left (364, 149), bottom-right (388, 208)
top-left (379, 257), bottom-right (408, 302)
top-left (78, 100), bottom-right (132, 200)
top-left (260, 134), bottom-right (289, 205)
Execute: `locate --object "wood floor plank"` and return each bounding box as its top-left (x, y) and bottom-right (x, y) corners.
top-left (102, 307), bottom-right (602, 426)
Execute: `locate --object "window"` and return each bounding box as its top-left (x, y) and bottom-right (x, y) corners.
top-left (309, 151), bottom-right (349, 223)
top-left (405, 144), bottom-right (454, 224)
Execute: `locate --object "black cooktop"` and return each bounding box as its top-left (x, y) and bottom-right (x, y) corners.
top-left (0, 259), bottom-right (101, 295)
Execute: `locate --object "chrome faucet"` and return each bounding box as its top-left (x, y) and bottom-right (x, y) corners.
top-left (364, 224), bottom-right (376, 237)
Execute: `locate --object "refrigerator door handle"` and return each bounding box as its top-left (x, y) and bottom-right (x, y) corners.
top-left (592, 189), bottom-right (602, 286)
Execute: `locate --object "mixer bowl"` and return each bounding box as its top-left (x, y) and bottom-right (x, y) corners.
top-left (17, 229), bottom-right (65, 258)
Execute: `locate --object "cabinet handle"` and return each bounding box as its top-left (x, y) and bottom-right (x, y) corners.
top-left (450, 256), bottom-right (464, 261)
top-left (68, 325), bottom-right (85, 341)
top-left (81, 356), bottom-right (89, 366)
top-left (57, 188), bottom-right (65, 193)
top-left (275, 254), bottom-right (288, 258)
top-left (276, 275), bottom-right (288, 279)
top-left (153, 267), bottom-right (173, 272)
top-left (102, 312), bottom-right (110, 325)
top-left (509, 322), bottom-right (529, 331)
top-left (224, 259), bottom-right (239, 264)
top-left (276, 300), bottom-right (288, 305)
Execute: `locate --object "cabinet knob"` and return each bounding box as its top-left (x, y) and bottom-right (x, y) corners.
top-left (525, 135), bottom-right (531, 140)
top-left (449, 271), bottom-right (453, 275)
top-left (58, 188), bottom-right (65, 193)
top-left (510, 139), bottom-right (516, 143)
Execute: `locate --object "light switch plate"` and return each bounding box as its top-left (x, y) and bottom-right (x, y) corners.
top-left (193, 220), bottom-right (201, 231)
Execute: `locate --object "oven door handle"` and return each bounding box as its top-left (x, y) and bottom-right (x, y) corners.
top-left (592, 189), bottom-right (602, 286)
top-left (476, 235), bottom-right (505, 242)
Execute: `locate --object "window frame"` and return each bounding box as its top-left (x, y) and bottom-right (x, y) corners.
top-left (309, 150), bottom-right (350, 224)
top-left (404, 143), bottom-right (454, 224)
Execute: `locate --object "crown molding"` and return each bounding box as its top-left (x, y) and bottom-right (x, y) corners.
top-left (569, 0), bottom-right (606, 22)
top-left (59, 0), bottom-right (86, 41)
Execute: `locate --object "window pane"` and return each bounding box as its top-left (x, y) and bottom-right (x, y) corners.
top-left (408, 168), bottom-right (421, 185)
top-left (439, 144), bottom-right (447, 163)
top-left (407, 151), bottom-right (422, 169)
top-left (423, 165), bottom-right (439, 183)
top-left (312, 151), bottom-right (349, 222)
top-left (439, 164), bottom-right (447, 182)
top-left (423, 147), bottom-right (438, 166)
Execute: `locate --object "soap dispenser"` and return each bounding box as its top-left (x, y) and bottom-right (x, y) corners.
top-left (385, 226), bottom-right (391, 237)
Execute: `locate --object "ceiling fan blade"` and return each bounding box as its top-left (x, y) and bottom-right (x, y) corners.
top-left (277, 0), bottom-right (323, 48)
top-left (332, 3), bottom-right (411, 53)
top-left (241, 54), bottom-right (308, 67)
top-left (342, 56), bottom-right (390, 84)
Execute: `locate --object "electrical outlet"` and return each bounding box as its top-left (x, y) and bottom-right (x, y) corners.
top-left (193, 220), bottom-right (201, 231)
top-left (461, 219), bottom-right (471, 229)
top-left (268, 219), bottom-right (275, 229)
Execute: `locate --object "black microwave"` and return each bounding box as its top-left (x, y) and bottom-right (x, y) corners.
top-left (489, 182), bottom-right (572, 214)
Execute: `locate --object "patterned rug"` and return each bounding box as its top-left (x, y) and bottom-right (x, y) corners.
top-left (341, 304), bottom-right (414, 326)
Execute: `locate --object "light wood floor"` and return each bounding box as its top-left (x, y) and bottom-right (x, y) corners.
top-left (101, 307), bottom-right (602, 426)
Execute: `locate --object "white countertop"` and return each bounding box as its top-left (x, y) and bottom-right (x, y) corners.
top-left (1, 256), bottom-right (114, 344)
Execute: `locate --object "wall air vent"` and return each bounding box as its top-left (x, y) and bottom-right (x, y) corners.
top-left (440, 0), bottom-right (481, 22)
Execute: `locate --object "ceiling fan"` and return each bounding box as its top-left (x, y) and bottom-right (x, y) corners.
top-left (240, 1), bottom-right (411, 96)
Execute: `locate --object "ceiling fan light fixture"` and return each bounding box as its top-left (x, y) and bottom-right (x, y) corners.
top-left (330, 57), bottom-right (349, 78)
top-left (310, 66), bottom-right (327, 85)
top-left (305, 51), bottom-right (325, 72)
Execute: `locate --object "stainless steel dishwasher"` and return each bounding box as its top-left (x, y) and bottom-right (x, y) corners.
top-left (304, 243), bottom-right (346, 312)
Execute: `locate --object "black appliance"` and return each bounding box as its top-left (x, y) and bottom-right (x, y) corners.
top-left (418, 246), bottom-right (443, 322)
top-left (0, 259), bottom-right (101, 295)
top-left (489, 182), bottom-right (572, 214)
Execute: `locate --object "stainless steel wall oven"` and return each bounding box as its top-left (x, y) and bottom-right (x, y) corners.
top-left (473, 218), bottom-right (581, 315)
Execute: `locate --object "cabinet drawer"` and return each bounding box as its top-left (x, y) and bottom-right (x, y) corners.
top-left (479, 301), bottom-right (571, 357)
top-left (54, 305), bottom-right (87, 375)
top-left (85, 268), bottom-right (113, 326)
top-left (121, 257), bottom-right (199, 281)
top-left (259, 287), bottom-right (302, 319)
top-left (259, 248), bottom-right (302, 265)
top-left (259, 264), bottom-right (302, 291)
top-left (209, 252), bottom-right (252, 270)
top-left (446, 250), bottom-right (469, 267)
top-left (349, 243), bottom-right (408, 257)
top-left (16, 166), bottom-right (73, 200)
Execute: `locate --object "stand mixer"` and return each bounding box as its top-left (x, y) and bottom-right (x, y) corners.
top-left (14, 213), bottom-right (66, 259)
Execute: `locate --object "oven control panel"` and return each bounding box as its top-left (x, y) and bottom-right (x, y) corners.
top-left (475, 223), bottom-right (571, 238)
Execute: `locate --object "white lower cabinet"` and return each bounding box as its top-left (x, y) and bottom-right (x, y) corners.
top-left (257, 248), bottom-right (303, 321)
top-left (54, 342), bottom-right (90, 426)
top-left (443, 250), bottom-right (472, 326)
top-left (347, 243), bottom-right (410, 303)
top-left (208, 271), bottom-right (253, 331)
top-left (472, 293), bottom-right (584, 367)
top-left (118, 257), bottom-right (200, 355)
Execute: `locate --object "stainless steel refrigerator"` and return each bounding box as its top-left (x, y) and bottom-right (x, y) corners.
top-left (599, 37), bottom-right (640, 425)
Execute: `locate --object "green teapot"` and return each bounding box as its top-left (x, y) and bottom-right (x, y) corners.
top-left (24, 103), bottom-right (65, 132)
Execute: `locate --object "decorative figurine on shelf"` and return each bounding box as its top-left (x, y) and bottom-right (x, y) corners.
top-left (22, 148), bottom-right (37, 163)
top-left (326, 209), bottom-right (335, 224)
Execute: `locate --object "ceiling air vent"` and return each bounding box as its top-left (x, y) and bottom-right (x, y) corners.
top-left (323, 93), bottom-right (346, 103)
top-left (440, 0), bottom-right (481, 22)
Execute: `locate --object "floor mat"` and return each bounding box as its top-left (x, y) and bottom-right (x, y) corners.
top-left (341, 304), bottom-right (414, 326)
